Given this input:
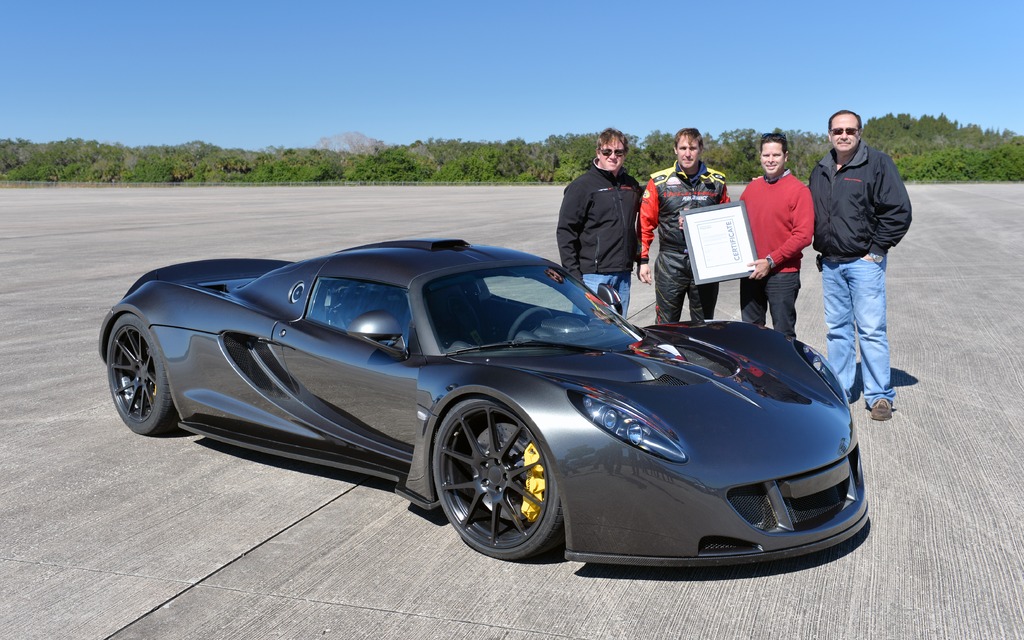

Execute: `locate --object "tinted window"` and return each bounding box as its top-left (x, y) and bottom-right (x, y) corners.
top-left (423, 265), bottom-right (639, 352)
top-left (307, 278), bottom-right (411, 339)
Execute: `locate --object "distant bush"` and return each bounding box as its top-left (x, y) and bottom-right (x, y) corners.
top-left (2, 114), bottom-right (1019, 185)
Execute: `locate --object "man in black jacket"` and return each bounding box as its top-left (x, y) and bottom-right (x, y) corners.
top-left (809, 110), bottom-right (912, 421)
top-left (556, 128), bottom-right (643, 315)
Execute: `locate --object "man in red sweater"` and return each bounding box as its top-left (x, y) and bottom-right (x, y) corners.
top-left (738, 132), bottom-right (813, 339)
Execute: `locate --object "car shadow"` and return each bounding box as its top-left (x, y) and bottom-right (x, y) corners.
top-left (149, 427), bottom-right (198, 439)
top-left (573, 519), bottom-right (871, 580)
top-left (194, 438), bottom-right (578, 565)
top-left (195, 436), bottom-right (377, 485)
top-left (193, 437), bottom-right (516, 531)
top-left (406, 503), bottom-right (449, 526)
top-left (193, 436), bottom-right (870, 576)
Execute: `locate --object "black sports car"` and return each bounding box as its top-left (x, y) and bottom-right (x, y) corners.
top-left (100, 239), bottom-right (867, 566)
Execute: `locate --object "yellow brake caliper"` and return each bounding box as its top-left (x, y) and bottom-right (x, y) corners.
top-left (522, 442), bottom-right (545, 522)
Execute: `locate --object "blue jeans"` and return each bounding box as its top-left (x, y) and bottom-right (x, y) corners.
top-left (583, 271), bottom-right (631, 317)
top-left (821, 257), bottom-right (893, 407)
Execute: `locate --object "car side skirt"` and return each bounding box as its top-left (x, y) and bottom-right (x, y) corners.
top-left (178, 421), bottom-right (405, 484)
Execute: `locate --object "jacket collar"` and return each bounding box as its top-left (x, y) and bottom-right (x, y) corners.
top-left (821, 142), bottom-right (869, 172)
top-left (591, 159), bottom-right (622, 182)
top-left (675, 161), bottom-right (707, 182)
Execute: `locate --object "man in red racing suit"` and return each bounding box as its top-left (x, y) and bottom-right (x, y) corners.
top-left (638, 128), bottom-right (730, 323)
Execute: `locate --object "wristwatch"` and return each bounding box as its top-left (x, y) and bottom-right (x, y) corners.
top-left (765, 255), bottom-right (776, 269)
top-left (868, 253), bottom-right (884, 263)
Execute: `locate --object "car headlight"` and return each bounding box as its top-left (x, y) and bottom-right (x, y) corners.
top-left (568, 390), bottom-right (688, 463)
top-left (798, 342), bottom-right (845, 401)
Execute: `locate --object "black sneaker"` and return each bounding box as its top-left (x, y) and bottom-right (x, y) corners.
top-left (870, 399), bottom-right (893, 421)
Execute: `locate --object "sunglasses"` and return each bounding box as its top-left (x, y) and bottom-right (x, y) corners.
top-left (599, 148), bottom-right (626, 157)
top-left (830, 127), bottom-right (860, 136)
top-left (761, 132), bottom-right (787, 141)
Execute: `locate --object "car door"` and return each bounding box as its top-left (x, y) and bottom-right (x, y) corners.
top-left (274, 277), bottom-right (419, 475)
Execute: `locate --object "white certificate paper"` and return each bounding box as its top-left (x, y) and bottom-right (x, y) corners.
top-left (681, 201), bottom-right (758, 285)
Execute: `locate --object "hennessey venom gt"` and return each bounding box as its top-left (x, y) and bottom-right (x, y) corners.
top-left (100, 239), bottom-right (867, 566)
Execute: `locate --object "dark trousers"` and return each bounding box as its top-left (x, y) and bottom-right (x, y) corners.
top-left (739, 270), bottom-right (801, 339)
top-left (654, 251), bottom-right (719, 323)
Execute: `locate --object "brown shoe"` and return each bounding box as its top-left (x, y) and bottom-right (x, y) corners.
top-left (870, 399), bottom-right (893, 421)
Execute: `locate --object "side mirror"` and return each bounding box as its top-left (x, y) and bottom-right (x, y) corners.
top-left (596, 283), bottom-right (623, 316)
top-left (349, 310), bottom-right (407, 358)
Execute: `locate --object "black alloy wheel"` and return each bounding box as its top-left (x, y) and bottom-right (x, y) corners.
top-left (106, 314), bottom-right (178, 435)
top-left (433, 398), bottom-right (564, 560)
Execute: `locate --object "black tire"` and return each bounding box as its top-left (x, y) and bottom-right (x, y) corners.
top-left (106, 314), bottom-right (179, 435)
top-left (433, 398), bottom-right (564, 560)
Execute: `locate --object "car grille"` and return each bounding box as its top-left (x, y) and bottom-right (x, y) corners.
top-left (699, 536), bottom-right (762, 554)
top-left (728, 487), bottom-right (779, 530)
top-left (727, 447), bottom-right (861, 532)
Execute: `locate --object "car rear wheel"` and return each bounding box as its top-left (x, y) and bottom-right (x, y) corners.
top-left (106, 314), bottom-right (179, 435)
top-left (433, 398), bottom-right (564, 560)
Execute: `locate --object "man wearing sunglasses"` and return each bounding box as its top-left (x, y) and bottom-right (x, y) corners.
top-left (739, 132), bottom-right (813, 340)
top-left (809, 110), bottom-right (912, 421)
top-left (557, 127), bottom-right (643, 315)
top-left (637, 128), bottom-right (730, 323)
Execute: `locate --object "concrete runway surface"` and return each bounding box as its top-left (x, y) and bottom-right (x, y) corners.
top-left (1, 184), bottom-right (1022, 639)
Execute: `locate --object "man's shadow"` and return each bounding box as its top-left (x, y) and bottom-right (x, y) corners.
top-left (847, 366), bottom-right (918, 403)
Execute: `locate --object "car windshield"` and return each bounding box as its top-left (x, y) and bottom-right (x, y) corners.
top-left (422, 265), bottom-right (642, 354)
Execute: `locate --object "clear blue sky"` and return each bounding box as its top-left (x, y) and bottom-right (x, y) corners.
top-left (6, 0), bottom-right (1022, 150)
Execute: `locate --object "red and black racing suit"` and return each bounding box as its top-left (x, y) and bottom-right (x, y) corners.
top-left (639, 162), bottom-right (730, 323)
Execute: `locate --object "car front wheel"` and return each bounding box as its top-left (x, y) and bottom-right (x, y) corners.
top-left (433, 398), bottom-right (564, 560)
top-left (106, 314), bottom-right (179, 435)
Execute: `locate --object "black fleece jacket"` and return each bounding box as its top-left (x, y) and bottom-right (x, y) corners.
top-left (556, 162), bottom-right (642, 278)
top-left (809, 142), bottom-right (912, 260)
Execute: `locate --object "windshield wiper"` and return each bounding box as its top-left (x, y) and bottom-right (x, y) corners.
top-left (447, 340), bottom-right (598, 356)
top-left (513, 339), bottom-right (600, 352)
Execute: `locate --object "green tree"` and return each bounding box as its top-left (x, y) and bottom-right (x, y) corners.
top-left (703, 129), bottom-right (761, 182)
top-left (346, 147), bottom-right (433, 182)
top-left (546, 133), bottom-right (599, 183)
top-left (245, 148), bottom-right (343, 182)
top-left (786, 130), bottom-right (830, 181)
top-left (980, 143), bottom-right (1024, 180)
top-left (127, 155), bottom-right (178, 183)
top-left (431, 144), bottom-right (501, 182)
top-left (629, 130), bottom-right (676, 179)
top-left (2, 116), bottom-right (1021, 185)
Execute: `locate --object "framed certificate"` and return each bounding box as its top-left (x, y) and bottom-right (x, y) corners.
top-left (681, 201), bottom-right (757, 285)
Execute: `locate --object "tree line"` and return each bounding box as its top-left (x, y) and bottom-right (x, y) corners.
top-left (1, 114), bottom-right (1020, 185)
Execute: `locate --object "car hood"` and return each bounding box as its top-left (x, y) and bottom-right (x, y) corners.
top-left (452, 327), bottom-right (833, 405)
top-left (449, 324), bottom-right (852, 476)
